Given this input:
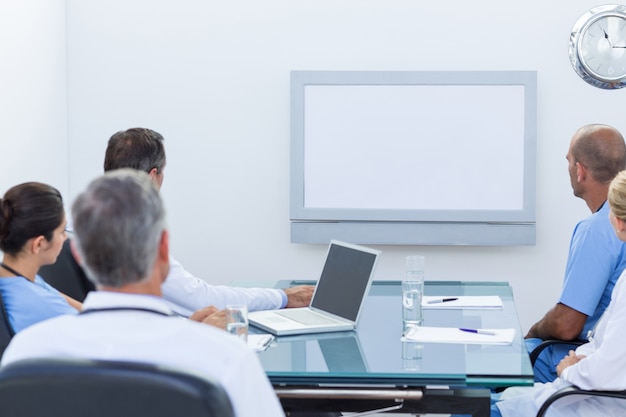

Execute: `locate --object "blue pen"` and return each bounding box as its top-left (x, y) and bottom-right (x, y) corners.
top-left (459, 328), bottom-right (497, 335)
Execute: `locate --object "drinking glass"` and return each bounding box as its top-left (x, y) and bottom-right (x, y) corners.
top-left (225, 304), bottom-right (248, 342)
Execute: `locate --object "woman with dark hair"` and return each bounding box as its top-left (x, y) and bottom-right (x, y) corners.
top-left (0, 182), bottom-right (79, 333)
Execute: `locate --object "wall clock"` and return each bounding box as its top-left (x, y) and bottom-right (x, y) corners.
top-left (570, 4), bottom-right (626, 89)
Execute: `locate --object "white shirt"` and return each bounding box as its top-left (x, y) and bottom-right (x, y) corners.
top-left (1, 291), bottom-right (285, 417)
top-left (161, 256), bottom-right (287, 316)
top-left (63, 223), bottom-right (285, 316)
top-left (497, 269), bottom-right (626, 417)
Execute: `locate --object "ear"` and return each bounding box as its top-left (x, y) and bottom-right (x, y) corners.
top-left (156, 229), bottom-right (170, 284)
top-left (147, 167), bottom-right (159, 180)
top-left (576, 162), bottom-right (586, 182)
top-left (158, 230), bottom-right (169, 262)
top-left (29, 235), bottom-right (46, 255)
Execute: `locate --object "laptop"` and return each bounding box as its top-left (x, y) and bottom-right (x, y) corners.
top-left (248, 240), bottom-right (381, 336)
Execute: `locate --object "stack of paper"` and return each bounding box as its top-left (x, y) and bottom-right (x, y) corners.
top-left (421, 295), bottom-right (503, 309)
top-left (402, 326), bottom-right (515, 345)
top-left (247, 334), bottom-right (274, 352)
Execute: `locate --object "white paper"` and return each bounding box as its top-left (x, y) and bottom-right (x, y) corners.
top-left (422, 296), bottom-right (503, 309)
top-left (247, 334), bottom-right (274, 352)
top-left (402, 326), bottom-right (515, 345)
top-left (303, 85), bottom-right (526, 211)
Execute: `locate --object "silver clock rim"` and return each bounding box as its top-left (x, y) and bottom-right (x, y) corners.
top-left (570, 4), bottom-right (626, 89)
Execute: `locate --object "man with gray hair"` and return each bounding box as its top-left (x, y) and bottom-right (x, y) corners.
top-left (1, 169), bottom-right (285, 417)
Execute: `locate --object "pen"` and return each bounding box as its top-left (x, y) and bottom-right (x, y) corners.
top-left (459, 328), bottom-right (497, 335)
top-left (427, 297), bottom-right (459, 304)
top-left (260, 335), bottom-right (274, 348)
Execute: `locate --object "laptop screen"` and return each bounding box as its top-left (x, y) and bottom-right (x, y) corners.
top-left (310, 242), bottom-right (378, 321)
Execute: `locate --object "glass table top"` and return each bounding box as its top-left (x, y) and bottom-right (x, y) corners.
top-left (236, 280), bottom-right (534, 388)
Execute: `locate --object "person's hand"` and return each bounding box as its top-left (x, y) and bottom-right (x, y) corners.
top-left (556, 350), bottom-right (586, 376)
top-left (201, 309), bottom-right (227, 330)
top-left (189, 305), bottom-right (219, 322)
top-left (284, 285), bottom-right (315, 308)
top-left (189, 306), bottom-right (227, 330)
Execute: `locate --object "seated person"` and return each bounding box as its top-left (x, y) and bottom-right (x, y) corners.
top-left (0, 182), bottom-right (79, 332)
top-left (2, 169), bottom-right (284, 417)
top-left (493, 168), bottom-right (626, 416)
top-left (525, 124), bottom-right (626, 383)
top-left (99, 127), bottom-right (314, 316)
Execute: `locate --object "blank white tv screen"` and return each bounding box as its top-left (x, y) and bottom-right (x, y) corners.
top-left (304, 84), bottom-right (525, 212)
top-left (291, 71), bottom-right (536, 225)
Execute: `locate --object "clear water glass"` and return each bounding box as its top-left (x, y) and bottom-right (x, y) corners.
top-left (402, 255), bottom-right (424, 332)
top-left (225, 304), bottom-right (249, 342)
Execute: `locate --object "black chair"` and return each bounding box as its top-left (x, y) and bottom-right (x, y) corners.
top-left (536, 385), bottom-right (626, 417)
top-left (530, 338), bottom-right (626, 416)
top-left (0, 358), bottom-right (235, 417)
top-left (38, 239), bottom-right (95, 302)
top-left (0, 291), bottom-right (15, 358)
top-left (529, 338), bottom-right (587, 366)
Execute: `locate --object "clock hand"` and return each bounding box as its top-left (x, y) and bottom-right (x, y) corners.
top-left (604, 30), bottom-right (613, 47)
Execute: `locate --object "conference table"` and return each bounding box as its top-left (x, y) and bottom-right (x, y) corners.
top-left (236, 280), bottom-right (534, 416)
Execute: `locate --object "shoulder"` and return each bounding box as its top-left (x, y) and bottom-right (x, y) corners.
top-left (575, 209), bottom-right (609, 230)
top-left (0, 278), bottom-right (26, 293)
top-left (1, 277), bottom-right (51, 300)
top-left (1, 314), bottom-right (75, 364)
top-left (572, 210), bottom-right (622, 249)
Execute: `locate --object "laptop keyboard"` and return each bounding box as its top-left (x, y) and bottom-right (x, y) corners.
top-left (275, 309), bottom-right (340, 325)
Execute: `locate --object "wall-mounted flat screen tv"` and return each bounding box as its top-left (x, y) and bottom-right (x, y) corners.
top-left (290, 70), bottom-right (537, 246)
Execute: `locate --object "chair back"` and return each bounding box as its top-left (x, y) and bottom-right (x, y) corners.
top-left (0, 291), bottom-right (15, 358)
top-left (0, 358), bottom-right (235, 417)
top-left (38, 239), bottom-right (95, 302)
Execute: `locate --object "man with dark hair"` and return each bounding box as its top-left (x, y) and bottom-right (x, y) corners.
top-left (103, 128), bottom-right (313, 317)
top-left (103, 128), bottom-right (167, 186)
top-left (525, 124), bottom-right (626, 382)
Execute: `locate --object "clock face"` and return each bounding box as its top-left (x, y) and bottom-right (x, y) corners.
top-left (579, 14), bottom-right (626, 80)
top-left (570, 5), bottom-right (626, 89)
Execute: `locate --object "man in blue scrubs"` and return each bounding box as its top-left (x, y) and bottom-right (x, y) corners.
top-left (525, 124), bottom-right (626, 382)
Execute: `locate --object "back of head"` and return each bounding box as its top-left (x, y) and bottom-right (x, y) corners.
top-left (104, 128), bottom-right (166, 174)
top-left (0, 182), bottom-right (64, 255)
top-left (609, 170), bottom-right (626, 220)
top-left (71, 169), bottom-right (166, 288)
top-left (571, 124), bottom-right (626, 184)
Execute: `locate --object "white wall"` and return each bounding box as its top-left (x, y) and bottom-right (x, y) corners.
top-left (0, 0), bottom-right (68, 198)
top-left (6, 0), bottom-right (625, 334)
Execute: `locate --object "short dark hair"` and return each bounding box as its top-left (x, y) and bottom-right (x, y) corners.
top-left (0, 182), bottom-right (64, 255)
top-left (104, 128), bottom-right (166, 174)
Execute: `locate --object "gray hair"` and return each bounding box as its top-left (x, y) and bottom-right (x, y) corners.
top-left (71, 169), bottom-right (166, 288)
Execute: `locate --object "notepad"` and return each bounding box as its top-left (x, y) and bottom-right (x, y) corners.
top-left (401, 326), bottom-right (515, 345)
top-left (247, 334), bottom-right (275, 352)
top-left (421, 296), bottom-right (503, 309)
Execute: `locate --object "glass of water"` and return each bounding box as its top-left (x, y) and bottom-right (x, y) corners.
top-left (402, 255), bottom-right (424, 332)
top-left (225, 304), bottom-right (249, 342)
